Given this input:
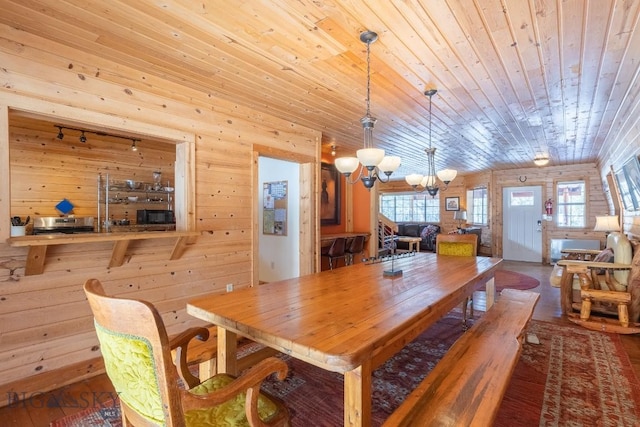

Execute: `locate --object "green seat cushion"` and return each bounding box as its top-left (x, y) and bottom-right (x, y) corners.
top-left (186, 374), bottom-right (280, 426)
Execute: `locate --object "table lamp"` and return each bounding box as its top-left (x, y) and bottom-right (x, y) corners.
top-left (454, 209), bottom-right (468, 232)
top-left (594, 215), bottom-right (620, 237)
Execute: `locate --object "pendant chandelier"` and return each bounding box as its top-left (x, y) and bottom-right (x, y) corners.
top-left (405, 89), bottom-right (457, 196)
top-left (335, 30), bottom-right (401, 190)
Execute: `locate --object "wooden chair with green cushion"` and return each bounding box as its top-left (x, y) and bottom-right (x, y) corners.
top-left (83, 278), bottom-right (290, 427)
top-left (436, 233), bottom-right (479, 327)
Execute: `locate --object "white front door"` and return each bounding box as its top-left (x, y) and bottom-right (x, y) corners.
top-left (502, 186), bottom-right (543, 262)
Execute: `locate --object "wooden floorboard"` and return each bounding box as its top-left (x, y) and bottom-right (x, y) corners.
top-left (1, 260), bottom-right (638, 426)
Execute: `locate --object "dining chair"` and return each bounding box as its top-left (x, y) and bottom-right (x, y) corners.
top-left (345, 235), bottom-right (366, 265)
top-left (436, 233), bottom-right (479, 327)
top-left (322, 237), bottom-right (347, 270)
top-left (83, 278), bottom-right (290, 427)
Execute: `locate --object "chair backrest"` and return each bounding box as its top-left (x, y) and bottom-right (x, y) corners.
top-left (83, 279), bottom-right (185, 426)
top-left (348, 235), bottom-right (366, 254)
top-left (436, 234), bottom-right (478, 257)
top-left (328, 237), bottom-right (346, 257)
top-left (606, 232), bottom-right (632, 284)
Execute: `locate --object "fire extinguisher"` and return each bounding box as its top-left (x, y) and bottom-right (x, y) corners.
top-left (545, 199), bottom-right (553, 215)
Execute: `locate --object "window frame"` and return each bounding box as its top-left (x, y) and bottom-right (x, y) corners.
top-left (466, 186), bottom-right (488, 226)
top-left (379, 192), bottom-right (440, 223)
top-left (555, 179), bottom-right (587, 228)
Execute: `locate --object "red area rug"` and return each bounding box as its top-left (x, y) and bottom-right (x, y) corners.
top-left (51, 314), bottom-right (640, 427)
top-left (495, 269), bottom-right (540, 291)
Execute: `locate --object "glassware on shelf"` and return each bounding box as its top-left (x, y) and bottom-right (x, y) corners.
top-left (153, 171), bottom-right (162, 191)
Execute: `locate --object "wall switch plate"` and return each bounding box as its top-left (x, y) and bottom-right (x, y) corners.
top-left (226, 283), bottom-right (233, 292)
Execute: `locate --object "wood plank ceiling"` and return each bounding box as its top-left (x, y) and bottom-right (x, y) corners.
top-left (2, 0), bottom-right (639, 178)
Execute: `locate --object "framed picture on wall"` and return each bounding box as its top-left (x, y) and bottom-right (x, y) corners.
top-left (445, 196), bottom-right (460, 211)
top-left (321, 162), bottom-right (341, 225)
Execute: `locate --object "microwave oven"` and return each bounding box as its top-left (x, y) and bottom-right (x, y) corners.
top-left (137, 209), bottom-right (174, 225)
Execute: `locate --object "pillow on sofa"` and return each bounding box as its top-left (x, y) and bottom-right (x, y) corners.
top-left (420, 224), bottom-right (439, 240)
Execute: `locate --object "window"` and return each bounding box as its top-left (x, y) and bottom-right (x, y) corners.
top-left (380, 193), bottom-right (440, 223)
top-left (556, 180), bottom-right (586, 228)
top-left (466, 187), bottom-right (488, 225)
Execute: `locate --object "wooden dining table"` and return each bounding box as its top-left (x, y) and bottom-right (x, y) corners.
top-left (187, 252), bottom-right (502, 426)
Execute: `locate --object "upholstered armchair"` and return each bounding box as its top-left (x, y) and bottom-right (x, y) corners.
top-left (84, 278), bottom-right (290, 426)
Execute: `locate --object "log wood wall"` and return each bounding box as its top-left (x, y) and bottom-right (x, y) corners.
top-left (0, 26), bottom-right (320, 405)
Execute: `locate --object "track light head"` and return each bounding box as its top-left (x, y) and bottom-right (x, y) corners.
top-left (56, 126), bottom-right (64, 140)
top-left (131, 139), bottom-right (138, 151)
top-left (79, 131), bottom-right (87, 143)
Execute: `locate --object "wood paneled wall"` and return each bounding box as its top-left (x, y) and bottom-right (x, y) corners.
top-left (489, 163), bottom-right (607, 263)
top-left (381, 164), bottom-right (607, 263)
top-left (0, 25), bottom-right (320, 404)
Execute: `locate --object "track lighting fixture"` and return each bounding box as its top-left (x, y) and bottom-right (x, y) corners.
top-left (54, 125), bottom-right (142, 150)
top-left (331, 144), bottom-right (336, 156)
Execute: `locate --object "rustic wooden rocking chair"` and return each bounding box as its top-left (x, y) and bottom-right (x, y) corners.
top-left (557, 233), bottom-right (640, 334)
top-left (83, 278), bottom-right (291, 426)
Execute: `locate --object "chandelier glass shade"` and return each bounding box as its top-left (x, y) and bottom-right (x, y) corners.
top-left (405, 89), bottom-right (456, 196)
top-left (334, 30), bottom-right (401, 189)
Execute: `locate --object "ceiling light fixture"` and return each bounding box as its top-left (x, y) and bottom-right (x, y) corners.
top-left (79, 131), bottom-right (87, 143)
top-left (533, 155), bottom-right (550, 166)
top-left (405, 89), bottom-right (457, 196)
top-left (331, 144), bottom-right (336, 156)
top-left (334, 30), bottom-right (401, 190)
top-left (56, 126), bottom-right (64, 140)
top-left (131, 139), bottom-right (138, 151)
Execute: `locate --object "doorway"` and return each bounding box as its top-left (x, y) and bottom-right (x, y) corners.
top-left (502, 186), bottom-right (543, 262)
top-left (258, 157), bottom-right (300, 283)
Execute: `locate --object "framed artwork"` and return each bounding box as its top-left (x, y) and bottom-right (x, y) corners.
top-left (320, 162), bottom-right (341, 225)
top-left (445, 196), bottom-right (460, 211)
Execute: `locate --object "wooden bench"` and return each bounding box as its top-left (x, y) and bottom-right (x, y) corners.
top-left (172, 325), bottom-right (279, 379)
top-left (382, 288), bottom-right (540, 427)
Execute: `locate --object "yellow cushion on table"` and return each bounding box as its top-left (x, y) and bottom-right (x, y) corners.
top-left (438, 242), bottom-right (474, 257)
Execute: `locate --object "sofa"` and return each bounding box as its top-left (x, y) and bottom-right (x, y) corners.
top-left (395, 223), bottom-right (441, 252)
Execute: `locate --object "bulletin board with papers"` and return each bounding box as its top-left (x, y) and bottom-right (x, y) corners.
top-left (263, 181), bottom-right (287, 235)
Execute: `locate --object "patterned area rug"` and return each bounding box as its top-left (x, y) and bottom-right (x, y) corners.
top-left (51, 314), bottom-right (640, 427)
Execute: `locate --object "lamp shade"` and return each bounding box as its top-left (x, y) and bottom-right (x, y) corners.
top-left (437, 169), bottom-right (457, 184)
top-left (356, 148), bottom-right (385, 167)
top-left (594, 215), bottom-right (620, 232)
top-left (405, 173), bottom-right (423, 186)
top-left (421, 175), bottom-right (437, 188)
top-left (453, 210), bottom-right (467, 221)
top-left (335, 157), bottom-right (360, 174)
top-left (377, 155), bottom-right (401, 173)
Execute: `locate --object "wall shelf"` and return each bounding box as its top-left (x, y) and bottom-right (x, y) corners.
top-left (7, 231), bottom-right (200, 275)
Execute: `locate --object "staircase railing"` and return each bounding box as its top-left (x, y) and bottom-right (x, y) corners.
top-left (378, 213), bottom-right (398, 257)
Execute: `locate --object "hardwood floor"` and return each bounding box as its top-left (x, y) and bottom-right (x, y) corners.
top-left (1, 261), bottom-right (639, 426)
